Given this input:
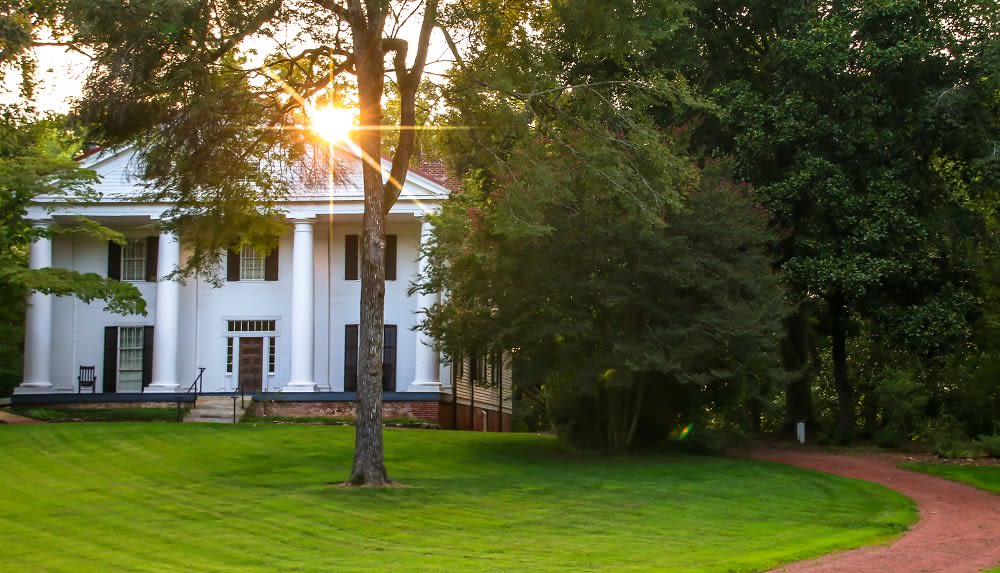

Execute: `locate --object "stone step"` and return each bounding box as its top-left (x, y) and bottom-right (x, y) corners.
top-left (185, 396), bottom-right (252, 424)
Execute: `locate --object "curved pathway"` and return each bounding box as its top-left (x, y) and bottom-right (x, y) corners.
top-left (0, 410), bottom-right (40, 424)
top-left (744, 445), bottom-right (1000, 572)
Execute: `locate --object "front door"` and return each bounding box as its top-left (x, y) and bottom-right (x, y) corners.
top-left (238, 337), bottom-right (264, 392)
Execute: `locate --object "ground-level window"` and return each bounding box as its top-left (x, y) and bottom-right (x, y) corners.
top-left (103, 325), bottom-right (153, 393)
top-left (268, 337), bottom-right (276, 374)
top-left (344, 324), bottom-right (397, 392)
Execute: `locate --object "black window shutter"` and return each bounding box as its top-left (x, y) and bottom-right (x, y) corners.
top-left (141, 326), bottom-right (154, 387)
top-left (264, 248), bottom-right (279, 281)
top-left (145, 236), bottom-right (159, 282)
top-left (345, 235), bottom-right (359, 280)
top-left (385, 235), bottom-right (397, 281)
top-left (103, 326), bottom-right (118, 393)
top-left (344, 324), bottom-right (359, 391)
top-left (227, 249), bottom-right (240, 282)
top-left (382, 325), bottom-right (397, 391)
top-left (108, 242), bottom-right (122, 280)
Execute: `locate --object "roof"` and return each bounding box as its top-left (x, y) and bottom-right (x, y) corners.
top-left (72, 142), bottom-right (453, 206)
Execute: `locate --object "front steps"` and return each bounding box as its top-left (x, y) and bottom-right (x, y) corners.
top-left (185, 396), bottom-right (252, 424)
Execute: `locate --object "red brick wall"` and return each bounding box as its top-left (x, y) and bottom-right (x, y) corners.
top-left (248, 399), bottom-right (508, 432)
top-left (250, 400), bottom-right (441, 424)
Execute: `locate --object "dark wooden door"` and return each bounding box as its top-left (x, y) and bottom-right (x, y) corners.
top-left (238, 337), bottom-right (264, 392)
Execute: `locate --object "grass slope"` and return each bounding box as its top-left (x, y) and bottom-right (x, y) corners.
top-left (0, 424), bottom-right (914, 572)
top-left (901, 463), bottom-right (1000, 496)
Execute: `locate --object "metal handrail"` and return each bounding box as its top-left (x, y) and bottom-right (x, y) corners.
top-left (230, 384), bottom-right (246, 424)
top-left (177, 368), bottom-right (205, 422)
top-left (185, 367), bottom-right (206, 394)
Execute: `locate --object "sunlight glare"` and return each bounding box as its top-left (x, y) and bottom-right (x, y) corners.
top-left (310, 106), bottom-right (356, 143)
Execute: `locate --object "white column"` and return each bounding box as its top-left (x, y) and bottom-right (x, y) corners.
top-left (284, 220), bottom-right (317, 392)
top-left (15, 225), bottom-right (54, 394)
top-left (146, 231), bottom-right (181, 392)
top-left (409, 217), bottom-right (442, 392)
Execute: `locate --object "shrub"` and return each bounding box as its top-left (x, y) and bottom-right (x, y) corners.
top-left (975, 435), bottom-right (1000, 458)
top-left (923, 416), bottom-right (983, 458)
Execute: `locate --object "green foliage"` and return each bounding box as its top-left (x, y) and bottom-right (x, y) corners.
top-left (922, 415), bottom-right (983, 458)
top-left (974, 435), bottom-right (1000, 458)
top-left (710, 0), bottom-right (999, 438)
top-left (422, 1), bottom-right (787, 450)
top-left (0, 423), bottom-right (916, 571)
top-left (0, 108), bottom-right (146, 394)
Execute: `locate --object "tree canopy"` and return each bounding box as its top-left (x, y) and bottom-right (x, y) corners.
top-left (415, 0), bottom-right (787, 450)
top-left (58, 0), bottom-right (444, 484)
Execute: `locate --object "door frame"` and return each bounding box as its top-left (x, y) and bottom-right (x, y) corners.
top-left (224, 318), bottom-right (279, 392)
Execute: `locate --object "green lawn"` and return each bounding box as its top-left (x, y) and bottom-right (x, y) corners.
top-left (0, 424), bottom-right (914, 572)
top-left (901, 462), bottom-right (1000, 496)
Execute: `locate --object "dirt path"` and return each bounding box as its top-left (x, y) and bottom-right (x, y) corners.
top-left (0, 410), bottom-right (41, 424)
top-left (744, 444), bottom-right (1000, 572)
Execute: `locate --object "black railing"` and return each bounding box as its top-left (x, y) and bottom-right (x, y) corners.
top-left (177, 368), bottom-right (206, 422)
top-left (231, 384), bottom-right (246, 424)
top-left (186, 368), bottom-right (206, 394)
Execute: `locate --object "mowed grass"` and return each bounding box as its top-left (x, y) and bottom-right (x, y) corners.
top-left (901, 463), bottom-right (1000, 496)
top-left (0, 424), bottom-right (914, 573)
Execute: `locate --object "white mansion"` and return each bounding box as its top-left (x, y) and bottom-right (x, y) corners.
top-left (14, 144), bottom-right (511, 431)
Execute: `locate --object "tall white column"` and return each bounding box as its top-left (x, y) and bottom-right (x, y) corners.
top-left (146, 231), bottom-right (181, 392)
top-left (409, 217), bottom-right (442, 392)
top-left (15, 225), bottom-right (54, 394)
top-left (284, 220), bottom-right (317, 392)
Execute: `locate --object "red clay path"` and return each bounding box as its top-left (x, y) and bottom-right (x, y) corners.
top-left (743, 444), bottom-right (1000, 572)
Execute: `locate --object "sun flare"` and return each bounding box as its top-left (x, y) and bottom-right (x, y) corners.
top-left (310, 106), bottom-right (356, 143)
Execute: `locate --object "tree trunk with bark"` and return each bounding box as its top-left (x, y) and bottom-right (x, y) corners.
top-left (343, 0), bottom-right (437, 486)
top-left (347, 18), bottom-right (391, 486)
top-left (829, 292), bottom-right (855, 442)
top-left (782, 304), bottom-right (816, 434)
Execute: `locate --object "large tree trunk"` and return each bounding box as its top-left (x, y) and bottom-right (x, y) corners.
top-left (342, 1), bottom-right (436, 486)
top-left (829, 292), bottom-right (855, 442)
top-left (782, 303), bottom-right (816, 434)
top-left (347, 27), bottom-right (391, 487)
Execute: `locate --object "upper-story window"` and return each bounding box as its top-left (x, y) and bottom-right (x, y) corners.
top-left (345, 234), bottom-right (396, 281)
top-left (240, 245), bottom-right (266, 280)
top-left (121, 239), bottom-right (147, 281)
top-left (227, 245), bottom-right (279, 281)
top-left (108, 237), bottom-right (158, 282)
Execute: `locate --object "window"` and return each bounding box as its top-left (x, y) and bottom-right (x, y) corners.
top-left (121, 239), bottom-right (146, 281)
top-left (240, 245), bottom-right (265, 280)
top-left (268, 337), bottom-right (276, 374)
top-left (227, 246), bottom-right (278, 281)
top-left (226, 337), bottom-right (234, 374)
top-left (108, 237), bottom-right (158, 281)
top-left (227, 320), bottom-right (277, 332)
top-left (102, 325), bottom-right (153, 393)
top-left (118, 327), bottom-right (144, 391)
top-left (344, 324), bottom-right (397, 392)
top-left (345, 234), bottom-right (397, 280)
top-left (491, 352), bottom-right (503, 385)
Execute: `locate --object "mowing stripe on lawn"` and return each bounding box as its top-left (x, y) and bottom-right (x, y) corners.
top-left (1, 423), bottom-right (915, 572)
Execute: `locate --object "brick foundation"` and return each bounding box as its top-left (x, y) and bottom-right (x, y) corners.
top-left (249, 400), bottom-right (443, 425)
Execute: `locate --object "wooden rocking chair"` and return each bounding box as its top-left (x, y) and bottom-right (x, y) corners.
top-left (78, 365), bottom-right (97, 394)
